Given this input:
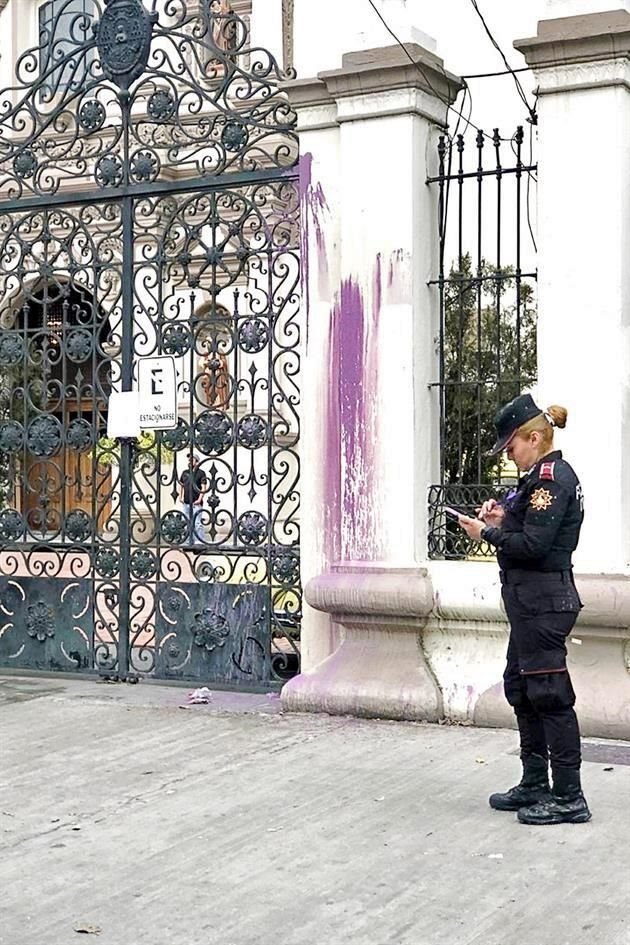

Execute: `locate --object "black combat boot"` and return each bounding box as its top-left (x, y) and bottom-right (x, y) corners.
top-left (489, 754), bottom-right (551, 811)
top-left (517, 767), bottom-right (591, 824)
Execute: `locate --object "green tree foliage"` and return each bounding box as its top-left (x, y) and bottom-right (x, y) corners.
top-left (443, 253), bottom-right (537, 485)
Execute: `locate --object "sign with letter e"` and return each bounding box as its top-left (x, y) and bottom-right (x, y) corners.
top-left (137, 355), bottom-right (178, 430)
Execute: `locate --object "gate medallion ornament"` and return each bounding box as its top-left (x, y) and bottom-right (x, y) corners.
top-left (96, 0), bottom-right (158, 91)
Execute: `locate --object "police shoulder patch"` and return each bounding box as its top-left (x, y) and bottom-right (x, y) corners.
top-left (539, 461), bottom-right (555, 480)
top-left (530, 487), bottom-right (555, 511)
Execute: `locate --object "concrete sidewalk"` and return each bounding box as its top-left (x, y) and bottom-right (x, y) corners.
top-left (1, 675), bottom-right (629, 945)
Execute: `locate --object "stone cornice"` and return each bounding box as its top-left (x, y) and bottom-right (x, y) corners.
top-left (284, 43), bottom-right (463, 129)
top-left (515, 9), bottom-right (630, 69)
top-left (283, 75), bottom-right (333, 109)
top-left (319, 43), bottom-right (462, 106)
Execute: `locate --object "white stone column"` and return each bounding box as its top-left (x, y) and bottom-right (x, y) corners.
top-left (515, 11), bottom-right (630, 574)
top-left (282, 73), bottom-right (343, 671)
top-left (282, 43), bottom-right (463, 717)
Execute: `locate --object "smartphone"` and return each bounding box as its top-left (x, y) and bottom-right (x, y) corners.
top-left (444, 505), bottom-right (466, 519)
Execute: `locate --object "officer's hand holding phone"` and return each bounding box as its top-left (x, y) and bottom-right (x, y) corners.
top-left (444, 506), bottom-right (485, 541)
top-left (477, 499), bottom-right (505, 527)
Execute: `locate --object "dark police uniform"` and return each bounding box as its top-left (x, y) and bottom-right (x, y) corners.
top-left (481, 450), bottom-right (584, 773)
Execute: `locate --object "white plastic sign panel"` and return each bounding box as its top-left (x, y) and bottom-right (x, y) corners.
top-left (137, 355), bottom-right (178, 430)
top-left (107, 391), bottom-right (141, 438)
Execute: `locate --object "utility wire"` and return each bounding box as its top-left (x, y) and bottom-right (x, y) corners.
top-left (365, 0), bottom-right (538, 246)
top-left (467, 0), bottom-right (537, 125)
top-left (365, 0), bottom-right (518, 142)
top-left (462, 67), bottom-right (530, 80)
top-left (526, 90), bottom-right (539, 253)
top-left (365, 0), bottom-right (479, 137)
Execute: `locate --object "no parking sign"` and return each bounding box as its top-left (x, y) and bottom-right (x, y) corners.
top-left (137, 355), bottom-right (178, 430)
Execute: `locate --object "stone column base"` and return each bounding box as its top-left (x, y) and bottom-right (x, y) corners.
top-left (283, 563), bottom-right (630, 739)
top-left (281, 565), bottom-right (443, 721)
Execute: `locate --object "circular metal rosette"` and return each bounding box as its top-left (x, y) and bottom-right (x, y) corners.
top-left (26, 415), bottom-right (62, 457)
top-left (161, 324), bottom-right (192, 357)
top-left (95, 154), bottom-right (124, 188)
top-left (79, 99), bottom-right (106, 133)
top-left (129, 149), bottom-right (159, 184)
top-left (237, 318), bottom-right (269, 353)
top-left (13, 148), bottom-right (38, 180)
top-left (0, 508), bottom-right (25, 542)
top-left (64, 510), bottom-right (92, 543)
top-left (191, 607), bottom-right (229, 652)
top-left (94, 546), bottom-right (121, 578)
top-left (0, 332), bottom-right (24, 366)
top-left (0, 420), bottom-right (24, 453)
top-left (236, 414), bottom-right (268, 450)
top-left (147, 89), bottom-right (176, 123)
top-left (271, 549), bottom-right (300, 586)
top-left (25, 601), bottom-right (55, 642)
top-left (159, 587), bottom-right (188, 621)
top-left (66, 418), bottom-right (93, 452)
top-left (236, 510), bottom-right (268, 546)
top-left (162, 419), bottom-right (191, 453)
top-left (194, 411), bottom-right (234, 456)
top-left (65, 329), bottom-right (93, 363)
top-left (160, 510), bottom-right (188, 546)
top-left (130, 548), bottom-right (158, 580)
top-left (221, 120), bottom-right (249, 153)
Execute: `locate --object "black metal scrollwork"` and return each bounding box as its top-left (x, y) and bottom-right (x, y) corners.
top-left (0, 0), bottom-right (301, 687)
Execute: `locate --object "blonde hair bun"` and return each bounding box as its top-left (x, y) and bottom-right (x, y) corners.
top-left (546, 405), bottom-right (568, 429)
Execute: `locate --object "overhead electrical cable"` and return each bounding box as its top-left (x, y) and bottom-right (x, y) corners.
top-left (365, 0), bottom-right (520, 141)
top-left (365, 0), bottom-right (479, 138)
top-left (467, 0), bottom-right (537, 125)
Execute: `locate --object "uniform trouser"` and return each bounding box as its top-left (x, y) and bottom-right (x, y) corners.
top-left (501, 570), bottom-right (582, 771)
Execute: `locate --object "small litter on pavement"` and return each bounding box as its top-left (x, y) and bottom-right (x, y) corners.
top-left (185, 687), bottom-right (213, 705)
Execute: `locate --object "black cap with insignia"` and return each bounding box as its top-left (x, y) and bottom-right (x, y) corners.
top-left (487, 393), bottom-right (543, 455)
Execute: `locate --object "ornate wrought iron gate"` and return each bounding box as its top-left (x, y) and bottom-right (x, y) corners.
top-left (0, 0), bottom-right (301, 686)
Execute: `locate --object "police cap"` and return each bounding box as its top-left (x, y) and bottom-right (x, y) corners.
top-left (488, 393), bottom-right (543, 455)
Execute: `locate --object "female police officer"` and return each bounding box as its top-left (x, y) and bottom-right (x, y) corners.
top-left (457, 393), bottom-right (591, 825)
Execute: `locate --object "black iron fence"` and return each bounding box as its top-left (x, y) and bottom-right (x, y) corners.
top-left (427, 125), bottom-right (537, 559)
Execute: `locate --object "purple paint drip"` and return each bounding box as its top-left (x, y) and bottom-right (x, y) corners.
top-left (374, 252), bottom-right (383, 318)
top-left (324, 298), bottom-right (342, 566)
top-left (298, 152), bottom-right (330, 349)
top-left (324, 262), bottom-right (384, 563)
top-left (388, 248), bottom-right (405, 289)
top-left (338, 278), bottom-right (365, 544)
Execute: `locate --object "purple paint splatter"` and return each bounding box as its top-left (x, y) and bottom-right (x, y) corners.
top-left (298, 152), bottom-right (330, 349)
top-left (388, 248), bottom-right (406, 288)
top-left (387, 248), bottom-right (412, 305)
top-left (324, 260), bottom-right (384, 563)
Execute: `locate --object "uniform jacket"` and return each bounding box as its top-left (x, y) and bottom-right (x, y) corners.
top-left (482, 450), bottom-right (584, 572)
